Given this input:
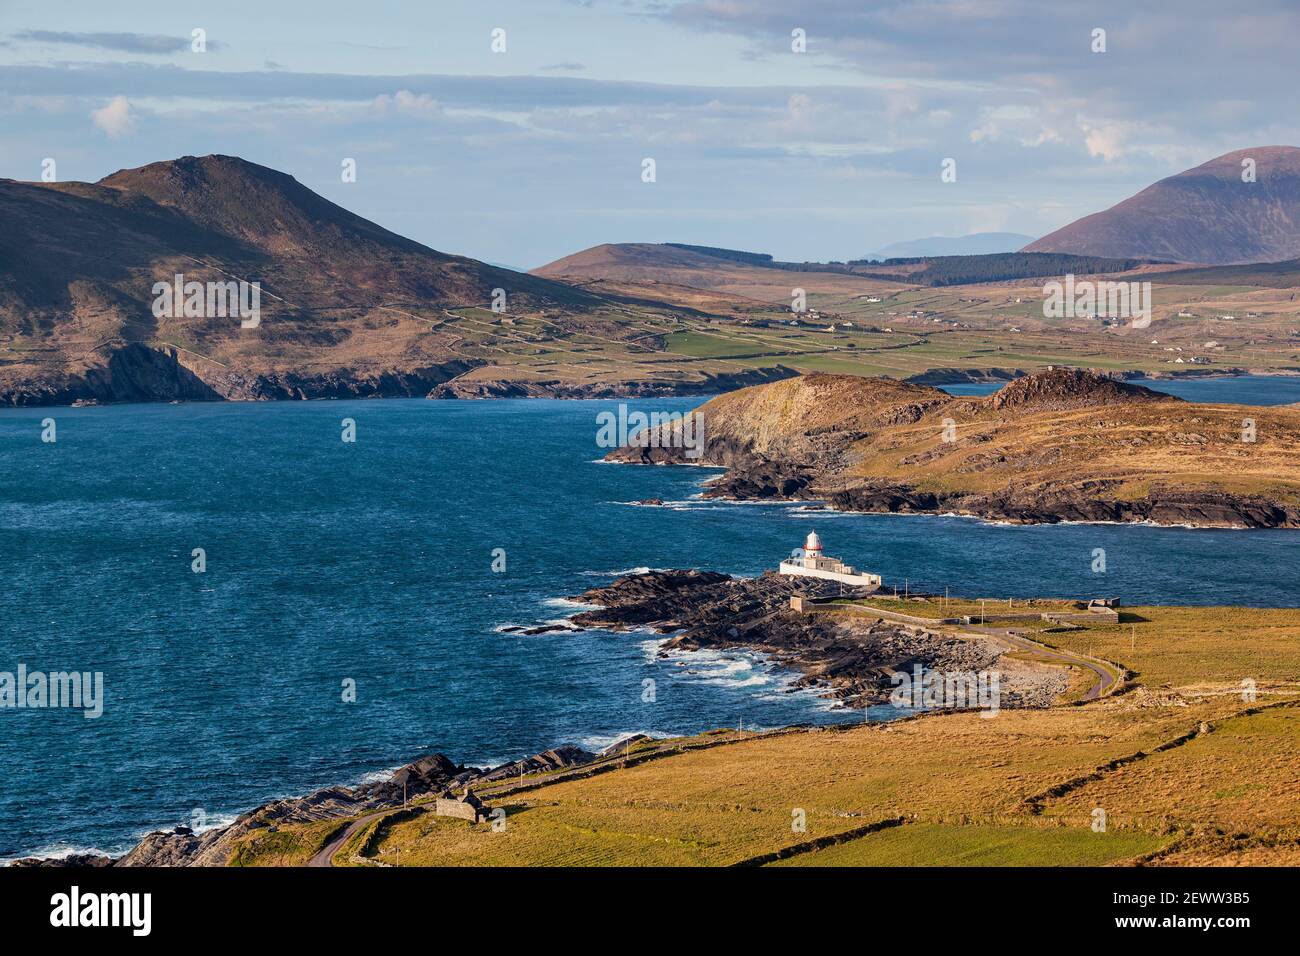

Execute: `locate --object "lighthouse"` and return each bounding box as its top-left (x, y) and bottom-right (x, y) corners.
top-left (802, 531), bottom-right (823, 565)
top-left (779, 531), bottom-right (881, 590)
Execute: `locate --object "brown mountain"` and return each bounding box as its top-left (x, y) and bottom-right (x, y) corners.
top-left (0, 155), bottom-right (614, 405)
top-left (1024, 146), bottom-right (1300, 264)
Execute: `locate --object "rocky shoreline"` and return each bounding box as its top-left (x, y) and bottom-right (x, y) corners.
top-left (10, 745), bottom-right (603, 867)
top-left (570, 569), bottom-right (1066, 709)
top-left (694, 470), bottom-right (1300, 529)
top-left (11, 566), bottom-right (1069, 868)
top-left (0, 345), bottom-right (796, 407)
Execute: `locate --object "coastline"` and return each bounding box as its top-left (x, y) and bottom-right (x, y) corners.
top-left (8, 564), bottom-right (1079, 868)
top-left (5, 364), bottom-right (1294, 410)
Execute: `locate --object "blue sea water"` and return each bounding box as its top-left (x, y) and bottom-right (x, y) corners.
top-left (2, 376), bottom-right (1299, 859)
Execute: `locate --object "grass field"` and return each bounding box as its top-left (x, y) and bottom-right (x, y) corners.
top-left (221, 589), bottom-right (1300, 868)
top-left (228, 818), bottom-right (342, 867)
top-left (770, 822), bottom-right (1168, 867)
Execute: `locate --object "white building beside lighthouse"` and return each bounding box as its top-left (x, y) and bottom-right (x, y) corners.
top-left (778, 531), bottom-right (882, 589)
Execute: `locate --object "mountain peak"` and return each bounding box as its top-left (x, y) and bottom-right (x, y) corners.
top-left (1025, 146), bottom-right (1300, 265)
top-left (98, 154), bottom-right (393, 257)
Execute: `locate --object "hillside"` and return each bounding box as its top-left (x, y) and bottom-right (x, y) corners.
top-left (609, 368), bottom-right (1300, 528)
top-left (1, 157), bottom-right (796, 405)
top-left (1025, 146), bottom-right (1300, 264)
top-left (536, 242), bottom-right (1145, 289)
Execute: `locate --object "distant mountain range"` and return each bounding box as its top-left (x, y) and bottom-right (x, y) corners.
top-left (534, 241), bottom-right (1146, 289)
top-left (869, 232), bottom-right (1036, 258)
top-left (1025, 146), bottom-right (1300, 264)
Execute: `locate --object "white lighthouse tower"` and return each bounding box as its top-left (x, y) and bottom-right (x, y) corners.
top-left (801, 531), bottom-right (823, 567)
top-left (779, 530), bottom-right (881, 589)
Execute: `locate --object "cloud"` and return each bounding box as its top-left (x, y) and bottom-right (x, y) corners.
top-left (12, 30), bottom-right (215, 54)
top-left (90, 96), bottom-right (135, 137)
top-left (372, 90), bottom-right (441, 115)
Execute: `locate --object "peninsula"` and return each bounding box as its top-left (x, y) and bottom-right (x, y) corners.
top-left (606, 367), bottom-right (1300, 528)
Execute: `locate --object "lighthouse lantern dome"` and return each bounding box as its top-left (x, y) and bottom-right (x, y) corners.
top-left (804, 531), bottom-right (823, 553)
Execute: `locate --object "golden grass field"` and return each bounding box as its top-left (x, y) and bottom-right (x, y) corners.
top-left (226, 600), bottom-right (1300, 868)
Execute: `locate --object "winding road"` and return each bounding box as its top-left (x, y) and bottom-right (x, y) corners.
top-left (966, 624), bottom-right (1119, 700)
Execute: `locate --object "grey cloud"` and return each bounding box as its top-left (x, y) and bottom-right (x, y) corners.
top-left (11, 30), bottom-right (222, 54)
top-left (0, 61), bottom-right (879, 111)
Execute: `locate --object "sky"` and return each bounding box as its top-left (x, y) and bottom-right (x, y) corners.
top-left (2, 0), bottom-right (1298, 270)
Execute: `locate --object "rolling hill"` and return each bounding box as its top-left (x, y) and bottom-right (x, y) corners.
top-left (1025, 146), bottom-right (1300, 264)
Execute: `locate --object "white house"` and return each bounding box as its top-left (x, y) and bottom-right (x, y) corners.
top-left (779, 532), bottom-right (882, 589)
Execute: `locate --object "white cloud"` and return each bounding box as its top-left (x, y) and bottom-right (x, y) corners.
top-left (372, 90), bottom-right (440, 115)
top-left (1083, 124), bottom-right (1126, 162)
top-left (90, 95), bottom-right (135, 138)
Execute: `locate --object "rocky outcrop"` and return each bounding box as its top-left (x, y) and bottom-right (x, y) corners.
top-left (905, 367), bottom-right (1025, 386)
top-left (987, 367), bottom-right (1170, 412)
top-left (8, 853), bottom-right (114, 868)
top-left (570, 569), bottom-right (1064, 708)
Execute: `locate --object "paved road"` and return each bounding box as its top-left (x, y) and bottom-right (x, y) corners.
top-left (307, 809), bottom-right (399, 868)
top-left (967, 624), bottom-right (1117, 700)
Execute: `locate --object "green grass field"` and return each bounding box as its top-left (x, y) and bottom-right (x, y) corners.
top-left (770, 823), bottom-right (1168, 867)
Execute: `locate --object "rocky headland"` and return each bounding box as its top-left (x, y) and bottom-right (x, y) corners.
top-left (569, 569), bottom-right (1066, 710)
top-left (605, 367), bottom-right (1300, 528)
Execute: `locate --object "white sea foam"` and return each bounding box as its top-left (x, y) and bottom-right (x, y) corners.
top-left (0, 842), bottom-right (126, 866)
top-left (543, 596), bottom-right (599, 610)
top-left (576, 729), bottom-right (676, 752)
top-left (639, 637), bottom-right (671, 661)
top-left (354, 766), bottom-right (402, 786)
top-left (579, 566), bottom-right (666, 577)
